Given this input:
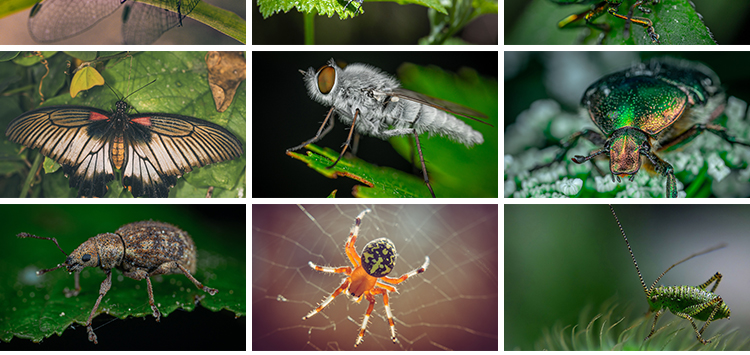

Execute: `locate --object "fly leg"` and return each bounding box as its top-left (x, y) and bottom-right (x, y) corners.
top-left (327, 109), bottom-right (359, 169)
top-left (413, 130), bottom-right (436, 198)
top-left (287, 106), bottom-right (336, 152)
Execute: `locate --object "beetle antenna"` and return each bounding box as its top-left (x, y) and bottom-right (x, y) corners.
top-left (17, 233), bottom-right (69, 256)
top-left (37, 264), bottom-right (66, 275)
top-left (609, 205), bottom-right (649, 296)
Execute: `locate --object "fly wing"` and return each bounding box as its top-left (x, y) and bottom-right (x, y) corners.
top-left (389, 88), bottom-right (492, 126)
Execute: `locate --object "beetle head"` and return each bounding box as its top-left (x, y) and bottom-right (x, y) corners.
top-left (608, 129), bottom-right (648, 180)
top-left (65, 233), bottom-right (124, 271)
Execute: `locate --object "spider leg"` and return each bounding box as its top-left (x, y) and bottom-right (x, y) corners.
top-left (303, 277), bottom-right (351, 320)
top-left (380, 256), bottom-right (430, 285)
top-left (355, 292), bottom-right (377, 347)
top-left (307, 261), bottom-right (352, 274)
top-left (345, 209), bottom-right (371, 267)
top-left (377, 287), bottom-right (398, 344)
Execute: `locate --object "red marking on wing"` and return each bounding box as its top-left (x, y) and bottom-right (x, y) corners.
top-left (131, 116), bottom-right (152, 126)
top-left (89, 112), bottom-right (109, 121)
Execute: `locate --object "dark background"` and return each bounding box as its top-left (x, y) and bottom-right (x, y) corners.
top-left (252, 51), bottom-right (498, 198)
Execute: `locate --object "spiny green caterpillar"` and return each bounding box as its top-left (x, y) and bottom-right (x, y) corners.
top-left (609, 205), bottom-right (731, 344)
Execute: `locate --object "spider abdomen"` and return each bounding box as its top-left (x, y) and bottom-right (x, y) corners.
top-left (361, 237), bottom-right (396, 277)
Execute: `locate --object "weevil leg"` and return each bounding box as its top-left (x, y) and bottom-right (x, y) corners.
top-left (287, 106), bottom-right (336, 152)
top-left (171, 262), bottom-right (219, 295)
top-left (145, 276), bottom-right (161, 322)
top-left (86, 270), bottom-right (112, 344)
top-left (698, 272), bottom-right (723, 293)
top-left (64, 271), bottom-right (81, 298)
top-left (645, 309), bottom-right (663, 340)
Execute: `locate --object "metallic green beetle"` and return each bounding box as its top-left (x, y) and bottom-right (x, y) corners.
top-left (550, 0), bottom-right (660, 43)
top-left (533, 58), bottom-right (750, 198)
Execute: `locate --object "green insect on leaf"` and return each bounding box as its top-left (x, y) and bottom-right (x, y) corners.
top-left (609, 205), bottom-right (730, 345)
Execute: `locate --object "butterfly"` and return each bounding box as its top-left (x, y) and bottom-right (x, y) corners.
top-left (5, 98), bottom-right (244, 198)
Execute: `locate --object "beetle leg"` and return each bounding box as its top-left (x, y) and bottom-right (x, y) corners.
top-left (86, 269), bottom-right (112, 344)
top-left (64, 271), bottom-right (81, 297)
top-left (531, 129), bottom-right (605, 172)
top-left (172, 262), bottom-right (219, 295)
top-left (640, 149), bottom-right (677, 197)
top-left (145, 276), bottom-right (161, 322)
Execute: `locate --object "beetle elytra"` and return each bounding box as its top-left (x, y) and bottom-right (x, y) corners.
top-left (19, 221), bottom-right (218, 344)
top-left (609, 205), bottom-right (730, 344)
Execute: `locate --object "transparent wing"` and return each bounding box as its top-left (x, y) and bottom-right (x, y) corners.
top-left (121, 0), bottom-right (200, 44)
top-left (388, 88), bottom-right (492, 126)
top-left (28, 0), bottom-right (124, 42)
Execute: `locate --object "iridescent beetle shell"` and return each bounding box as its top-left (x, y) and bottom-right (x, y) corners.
top-left (361, 238), bottom-right (396, 277)
top-left (581, 58), bottom-right (724, 179)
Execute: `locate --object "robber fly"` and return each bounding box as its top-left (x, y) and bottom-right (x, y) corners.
top-left (287, 58), bottom-right (492, 198)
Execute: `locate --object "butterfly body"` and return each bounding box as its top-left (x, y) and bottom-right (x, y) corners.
top-left (6, 100), bottom-right (243, 198)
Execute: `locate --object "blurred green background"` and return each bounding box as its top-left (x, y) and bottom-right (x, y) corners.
top-left (505, 204), bottom-right (750, 350)
top-left (505, 0), bottom-right (750, 44)
top-left (0, 204), bottom-right (245, 350)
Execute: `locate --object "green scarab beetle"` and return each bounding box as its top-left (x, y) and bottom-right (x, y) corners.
top-left (549, 0), bottom-right (660, 43)
top-left (532, 58), bottom-right (750, 198)
top-left (361, 237), bottom-right (397, 277)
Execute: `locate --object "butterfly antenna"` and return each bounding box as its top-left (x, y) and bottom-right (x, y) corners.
top-left (123, 79), bottom-right (157, 101)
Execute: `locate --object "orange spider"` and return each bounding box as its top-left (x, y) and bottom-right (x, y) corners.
top-left (302, 208), bottom-right (430, 347)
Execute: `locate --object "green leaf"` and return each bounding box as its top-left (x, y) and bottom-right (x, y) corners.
top-left (0, 205), bottom-right (245, 344)
top-left (259, 0), bottom-right (447, 19)
top-left (287, 144), bottom-right (433, 197)
top-left (507, 0), bottom-right (716, 45)
top-left (392, 63), bottom-right (498, 197)
top-left (3, 51), bottom-right (246, 198)
top-left (0, 0), bottom-right (36, 18)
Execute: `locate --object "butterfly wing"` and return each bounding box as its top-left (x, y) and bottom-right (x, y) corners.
top-left (28, 0), bottom-right (124, 43)
top-left (122, 112), bottom-right (244, 197)
top-left (5, 105), bottom-right (116, 197)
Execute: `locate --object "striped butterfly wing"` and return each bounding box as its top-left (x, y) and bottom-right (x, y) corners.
top-left (122, 112), bottom-right (244, 197)
top-left (5, 103), bottom-right (244, 198)
top-left (5, 105), bottom-right (117, 197)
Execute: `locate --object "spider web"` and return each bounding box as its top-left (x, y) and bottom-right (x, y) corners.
top-left (252, 204), bottom-right (498, 350)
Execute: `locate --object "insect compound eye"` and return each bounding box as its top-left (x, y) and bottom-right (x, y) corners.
top-left (82, 254), bottom-right (91, 262)
top-left (361, 238), bottom-right (397, 277)
top-left (316, 66), bottom-right (336, 95)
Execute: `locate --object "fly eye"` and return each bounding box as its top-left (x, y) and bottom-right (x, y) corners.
top-left (316, 66), bottom-right (335, 94)
top-left (82, 254), bottom-right (91, 262)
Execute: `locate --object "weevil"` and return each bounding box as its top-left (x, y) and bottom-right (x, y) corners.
top-left (609, 205), bottom-right (730, 344)
top-left (550, 0), bottom-right (660, 43)
top-left (531, 58), bottom-right (750, 198)
top-left (19, 221), bottom-right (218, 344)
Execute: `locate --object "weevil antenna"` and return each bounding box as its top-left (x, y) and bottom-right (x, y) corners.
top-left (610, 205), bottom-right (649, 296)
top-left (17, 233), bottom-right (69, 256)
top-left (649, 243), bottom-right (727, 292)
top-left (37, 264), bottom-right (66, 275)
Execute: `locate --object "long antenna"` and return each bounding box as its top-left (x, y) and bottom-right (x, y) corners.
top-left (648, 243), bottom-right (727, 291)
top-left (609, 205), bottom-right (648, 295)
